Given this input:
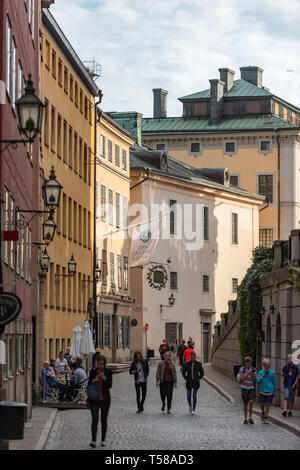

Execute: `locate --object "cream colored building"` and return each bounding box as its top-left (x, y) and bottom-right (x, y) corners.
top-left (95, 112), bottom-right (135, 362)
top-left (129, 146), bottom-right (263, 361)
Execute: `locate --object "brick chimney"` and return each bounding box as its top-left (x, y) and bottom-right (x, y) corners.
top-left (209, 79), bottom-right (225, 124)
top-left (218, 68), bottom-right (235, 92)
top-left (153, 89), bottom-right (168, 118)
top-left (240, 66), bottom-right (263, 88)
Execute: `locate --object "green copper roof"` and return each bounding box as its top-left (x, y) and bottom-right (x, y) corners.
top-left (179, 79), bottom-right (272, 101)
top-left (142, 115), bottom-right (297, 135)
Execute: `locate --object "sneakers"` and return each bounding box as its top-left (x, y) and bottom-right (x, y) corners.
top-left (282, 410), bottom-right (288, 418)
top-left (191, 410), bottom-right (195, 415)
top-left (248, 417), bottom-right (254, 424)
top-left (189, 405), bottom-right (192, 413)
top-left (288, 411), bottom-right (293, 417)
top-left (244, 419), bottom-right (248, 424)
top-left (167, 409), bottom-right (171, 414)
top-left (161, 404), bottom-right (165, 412)
top-left (264, 416), bottom-right (269, 424)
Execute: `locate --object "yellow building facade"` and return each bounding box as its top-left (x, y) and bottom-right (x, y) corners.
top-left (95, 112), bottom-right (135, 362)
top-left (41, 9), bottom-right (98, 361)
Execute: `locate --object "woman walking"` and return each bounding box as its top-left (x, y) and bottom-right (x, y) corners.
top-left (87, 355), bottom-right (112, 448)
top-left (182, 352), bottom-right (204, 415)
top-left (156, 351), bottom-right (177, 414)
top-left (129, 351), bottom-right (149, 413)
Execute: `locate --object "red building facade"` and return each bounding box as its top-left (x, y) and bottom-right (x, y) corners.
top-left (0, 0), bottom-right (40, 415)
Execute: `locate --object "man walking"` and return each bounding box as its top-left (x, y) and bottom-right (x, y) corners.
top-left (129, 351), bottom-right (149, 413)
top-left (237, 356), bottom-right (257, 424)
top-left (282, 354), bottom-right (299, 417)
top-left (182, 352), bottom-right (204, 415)
top-left (159, 339), bottom-right (169, 360)
top-left (257, 359), bottom-right (276, 423)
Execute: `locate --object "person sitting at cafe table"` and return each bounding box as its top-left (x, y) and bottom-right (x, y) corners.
top-left (50, 358), bottom-right (57, 373)
top-left (64, 347), bottom-right (73, 368)
top-left (42, 361), bottom-right (70, 400)
top-left (75, 356), bottom-right (85, 370)
top-left (71, 362), bottom-right (88, 386)
top-left (55, 350), bottom-right (71, 373)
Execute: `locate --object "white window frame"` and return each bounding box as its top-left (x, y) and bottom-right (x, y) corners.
top-left (6, 16), bottom-right (11, 97)
top-left (116, 193), bottom-right (120, 228)
top-left (100, 134), bottom-right (106, 157)
top-left (231, 212), bottom-right (238, 246)
top-left (108, 189), bottom-right (114, 226)
top-left (101, 185), bottom-right (106, 222)
top-left (11, 38), bottom-right (17, 109)
top-left (257, 173), bottom-right (275, 205)
top-left (122, 149), bottom-right (127, 170)
top-left (122, 195), bottom-right (128, 230)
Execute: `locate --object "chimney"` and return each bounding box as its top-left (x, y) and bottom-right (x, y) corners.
top-left (108, 112), bottom-right (143, 145)
top-left (218, 68), bottom-right (235, 92)
top-left (153, 89), bottom-right (168, 118)
top-left (209, 79), bottom-right (224, 124)
top-left (240, 66), bottom-right (263, 88)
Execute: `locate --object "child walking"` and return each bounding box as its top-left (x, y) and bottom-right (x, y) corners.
top-left (257, 359), bottom-right (276, 424)
top-left (238, 356), bottom-right (257, 424)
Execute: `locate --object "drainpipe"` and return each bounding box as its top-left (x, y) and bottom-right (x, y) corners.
top-left (93, 91), bottom-right (103, 347)
top-left (274, 128), bottom-right (281, 239)
top-left (130, 169), bottom-right (150, 191)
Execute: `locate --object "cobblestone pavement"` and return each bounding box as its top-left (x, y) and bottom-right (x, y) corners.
top-left (45, 365), bottom-right (300, 450)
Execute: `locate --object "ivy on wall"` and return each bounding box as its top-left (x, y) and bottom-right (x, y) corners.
top-left (238, 246), bottom-right (273, 364)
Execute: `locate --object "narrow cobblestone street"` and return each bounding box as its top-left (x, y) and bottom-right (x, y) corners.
top-left (45, 365), bottom-right (300, 450)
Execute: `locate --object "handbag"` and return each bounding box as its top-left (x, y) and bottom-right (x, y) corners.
top-left (87, 382), bottom-right (101, 400)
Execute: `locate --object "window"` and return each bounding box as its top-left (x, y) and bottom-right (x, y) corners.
top-left (17, 61), bottom-right (23, 99)
top-left (44, 99), bottom-right (49, 145)
top-left (261, 141), bottom-right (270, 151)
top-left (108, 189), bottom-right (113, 225)
top-left (74, 82), bottom-right (78, 107)
top-left (83, 208), bottom-right (87, 246)
top-left (115, 145), bottom-right (120, 166)
top-left (11, 38), bottom-right (17, 109)
top-left (10, 195), bottom-right (15, 269)
top-left (6, 16), bottom-right (11, 96)
top-left (203, 206), bottom-right (209, 240)
top-left (123, 195), bottom-right (128, 229)
top-left (101, 185), bottom-right (106, 221)
top-left (170, 272), bottom-right (178, 290)
top-left (51, 49), bottom-right (56, 78)
top-left (4, 335), bottom-right (13, 378)
top-left (104, 315), bottom-right (112, 348)
top-left (74, 133), bottom-right (78, 172)
top-left (78, 205), bottom-right (82, 244)
top-left (230, 175), bottom-right (239, 187)
top-left (102, 249), bottom-right (108, 285)
top-left (122, 149), bottom-right (127, 170)
top-left (84, 96), bottom-right (88, 119)
top-left (51, 106), bottom-right (55, 149)
top-left (108, 140), bottom-right (113, 162)
top-left (117, 254), bottom-right (122, 289)
top-left (26, 228), bottom-right (32, 283)
top-left (232, 278), bottom-right (238, 294)
top-left (100, 135), bottom-right (106, 157)
top-left (110, 253), bottom-right (115, 287)
top-left (259, 228), bottom-right (274, 248)
top-left (116, 193), bottom-right (120, 228)
top-left (3, 187), bottom-right (9, 264)
top-left (57, 114), bottom-right (62, 157)
top-left (83, 143), bottom-right (87, 182)
top-left (45, 39), bottom-right (50, 69)
top-left (156, 144), bottom-right (165, 150)
top-left (80, 89), bottom-right (83, 113)
top-left (232, 213), bottom-right (238, 245)
top-left (64, 67), bottom-right (68, 94)
top-left (79, 138), bottom-right (83, 176)
top-left (73, 201), bottom-right (77, 241)
top-left (123, 256), bottom-right (128, 290)
top-left (191, 142), bottom-right (200, 153)
top-left (58, 59), bottom-right (62, 85)
top-left (170, 199), bottom-right (176, 235)
top-left (203, 275), bottom-right (209, 293)
top-left (68, 198), bottom-right (72, 240)
top-left (68, 126), bottom-right (73, 167)
top-left (69, 75), bottom-right (74, 101)
top-left (225, 142), bottom-right (235, 153)
top-left (258, 175), bottom-right (273, 203)
top-left (62, 193), bottom-right (67, 236)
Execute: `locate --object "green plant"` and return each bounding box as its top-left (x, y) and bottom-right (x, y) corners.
top-left (287, 266), bottom-right (300, 292)
top-left (238, 246), bottom-right (273, 364)
top-left (32, 382), bottom-right (39, 395)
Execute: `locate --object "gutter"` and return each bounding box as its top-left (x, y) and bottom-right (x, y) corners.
top-left (274, 128), bottom-right (281, 239)
top-left (130, 168), bottom-right (150, 191)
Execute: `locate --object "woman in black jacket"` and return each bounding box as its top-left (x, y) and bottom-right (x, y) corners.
top-left (129, 351), bottom-right (149, 413)
top-left (182, 352), bottom-right (204, 415)
top-left (87, 355), bottom-right (112, 448)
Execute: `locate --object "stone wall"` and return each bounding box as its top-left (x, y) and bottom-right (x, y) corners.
top-left (211, 300), bottom-right (241, 378)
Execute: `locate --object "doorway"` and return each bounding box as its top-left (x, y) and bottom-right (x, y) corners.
top-left (202, 322), bottom-right (211, 363)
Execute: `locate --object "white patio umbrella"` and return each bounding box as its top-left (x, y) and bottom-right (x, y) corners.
top-left (80, 320), bottom-right (95, 356)
top-left (70, 325), bottom-right (82, 358)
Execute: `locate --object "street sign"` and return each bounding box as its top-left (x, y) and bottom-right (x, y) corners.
top-left (131, 319), bottom-right (138, 327)
top-left (145, 323), bottom-right (149, 330)
top-left (0, 293), bottom-right (22, 334)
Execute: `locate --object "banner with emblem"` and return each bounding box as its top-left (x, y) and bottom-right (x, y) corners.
top-left (129, 218), bottom-right (161, 267)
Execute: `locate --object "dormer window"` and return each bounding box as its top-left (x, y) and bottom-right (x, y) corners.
top-left (156, 143), bottom-right (165, 150)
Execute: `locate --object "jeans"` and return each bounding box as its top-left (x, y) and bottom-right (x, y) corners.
top-left (90, 397), bottom-right (111, 442)
top-left (135, 382), bottom-right (147, 410)
top-left (160, 380), bottom-right (174, 410)
top-left (187, 388), bottom-right (198, 410)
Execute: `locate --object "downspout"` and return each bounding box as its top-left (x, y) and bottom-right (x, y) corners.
top-left (274, 128), bottom-right (281, 239)
top-left (130, 168), bottom-right (150, 191)
top-left (93, 91), bottom-right (103, 347)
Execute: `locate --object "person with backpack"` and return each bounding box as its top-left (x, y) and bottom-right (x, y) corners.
top-left (159, 339), bottom-right (169, 360)
top-left (237, 356), bottom-right (257, 424)
top-left (129, 351), bottom-right (149, 413)
top-left (257, 358), bottom-right (276, 424)
top-left (281, 354), bottom-right (299, 417)
top-left (182, 352), bottom-right (204, 415)
top-left (183, 341), bottom-right (195, 363)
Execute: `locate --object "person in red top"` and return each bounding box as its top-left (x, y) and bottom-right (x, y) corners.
top-left (183, 342), bottom-right (195, 362)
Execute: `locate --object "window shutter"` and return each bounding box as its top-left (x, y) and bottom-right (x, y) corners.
top-left (127, 316), bottom-right (131, 349)
top-left (99, 313), bottom-right (104, 349)
top-left (117, 316), bottom-right (120, 349)
top-left (109, 315), bottom-right (113, 349)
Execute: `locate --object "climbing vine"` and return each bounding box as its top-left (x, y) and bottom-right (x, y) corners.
top-left (238, 246), bottom-right (273, 364)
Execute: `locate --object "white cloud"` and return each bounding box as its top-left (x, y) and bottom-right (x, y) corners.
top-left (50, 0), bottom-right (300, 116)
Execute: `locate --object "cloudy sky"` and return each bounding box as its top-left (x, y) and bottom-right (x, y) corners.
top-left (51, 0), bottom-right (300, 117)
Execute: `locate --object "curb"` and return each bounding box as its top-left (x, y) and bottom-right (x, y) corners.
top-left (252, 408), bottom-right (300, 438)
top-left (203, 376), bottom-right (235, 404)
top-left (34, 408), bottom-right (57, 450)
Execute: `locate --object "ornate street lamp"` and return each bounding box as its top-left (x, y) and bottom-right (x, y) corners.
top-left (68, 254), bottom-right (77, 275)
top-left (43, 166), bottom-right (62, 210)
top-left (15, 75), bottom-right (44, 142)
top-left (42, 213), bottom-right (57, 242)
top-left (40, 248), bottom-right (50, 272)
top-left (94, 263), bottom-right (101, 282)
top-left (168, 293), bottom-right (175, 307)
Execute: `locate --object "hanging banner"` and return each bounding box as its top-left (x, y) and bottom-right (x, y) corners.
top-left (129, 218), bottom-right (161, 267)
